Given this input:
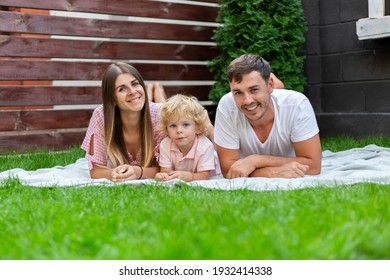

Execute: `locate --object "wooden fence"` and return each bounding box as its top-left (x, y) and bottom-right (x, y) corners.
top-left (0, 0), bottom-right (219, 153)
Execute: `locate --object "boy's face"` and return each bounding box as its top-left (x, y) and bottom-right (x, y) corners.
top-left (167, 116), bottom-right (199, 155)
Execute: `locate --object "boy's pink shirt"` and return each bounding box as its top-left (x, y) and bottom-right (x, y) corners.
top-left (159, 135), bottom-right (221, 177)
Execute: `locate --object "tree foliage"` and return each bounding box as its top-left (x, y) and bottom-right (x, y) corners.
top-left (208, 0), bottom-right (307, 101)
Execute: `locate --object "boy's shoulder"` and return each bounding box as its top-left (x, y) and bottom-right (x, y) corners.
top-left (196, 135), bottom-right (214, 147)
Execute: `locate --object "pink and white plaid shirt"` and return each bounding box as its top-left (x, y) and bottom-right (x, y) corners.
top-left (81, 103), bottom-right (164, 170)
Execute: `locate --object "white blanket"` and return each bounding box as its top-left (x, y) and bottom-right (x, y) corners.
top-left (1, 145), bottom-right (389, 191)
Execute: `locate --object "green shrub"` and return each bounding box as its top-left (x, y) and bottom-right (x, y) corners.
top-left (208, 0), bottom-right (307, 102)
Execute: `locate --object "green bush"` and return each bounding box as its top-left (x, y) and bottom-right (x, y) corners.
top-left (208, 0), bottom-right (307, 102)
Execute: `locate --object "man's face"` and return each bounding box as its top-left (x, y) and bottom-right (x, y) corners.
top-left (230, 71), bottom-right (274, 124)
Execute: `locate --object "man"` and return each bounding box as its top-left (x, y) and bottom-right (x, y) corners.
top-left (214, 54), bottom-right (321, 178)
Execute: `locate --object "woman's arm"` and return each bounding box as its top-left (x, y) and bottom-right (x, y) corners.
top-left (90, 164), bottom-right (113, 180)
top-left (90, 163), bottom-right (159, 181)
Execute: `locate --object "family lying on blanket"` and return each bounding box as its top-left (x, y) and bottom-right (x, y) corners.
top-left (81, 54), bottom-right (322, 183)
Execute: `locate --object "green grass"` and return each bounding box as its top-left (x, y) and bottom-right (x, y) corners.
top-left (0, 137), bottom-right (389, 260)
top-left (321, 135), bottom-right (390, 152)
top-left (0, 146), bottom-right (85, 171)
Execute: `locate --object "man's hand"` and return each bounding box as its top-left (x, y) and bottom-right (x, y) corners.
top-left (227, 157), bottom-right (309, 179)
top-left (267, 162), bottom-right (309, 178)
top-left (227, 156), bottom-right (257, 179)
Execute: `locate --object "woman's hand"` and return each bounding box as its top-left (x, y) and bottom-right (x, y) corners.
top-left (111, 164), bottom-right (141, 181)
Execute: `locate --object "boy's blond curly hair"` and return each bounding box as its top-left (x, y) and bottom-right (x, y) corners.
top-left (159, 94), bottom-right (209, 136)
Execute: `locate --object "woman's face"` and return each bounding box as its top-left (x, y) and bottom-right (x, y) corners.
top-left (114, 73), bottom-right (145, 112)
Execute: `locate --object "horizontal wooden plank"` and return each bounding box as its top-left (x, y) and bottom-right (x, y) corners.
top-left (0, 129), bottom-right (87, 154)
top-left (0, 0), bottom-right (218, 22)
top-left (0, 111), bottom-right (18, 131)
top-left (164, 85), bottom-right (212, 101)
top-left (0, 85), bottom-right (212, 106)
top-left (0, 11), bottom-right (215, 41)
top-left (0, 86), bottom-right (101, 106)
top-left (0, 35), bottom-right (219, 60)
top-left (0, 109), bottom-right (94, 131)
top-left (0, 60), bottom-right (213, 81)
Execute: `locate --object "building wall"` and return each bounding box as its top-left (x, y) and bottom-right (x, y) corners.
top-left (302, 0), bottom-right (390, 138)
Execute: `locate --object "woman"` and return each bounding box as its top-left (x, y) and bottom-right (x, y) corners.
top-left (81, 62), bottom-right (166, 181)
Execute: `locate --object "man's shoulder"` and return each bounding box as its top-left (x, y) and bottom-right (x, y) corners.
top-left (273, 88), bottom-right (305, 97)
top-left (272, 89), bottom-right (308, 105)
top-left (219, 91), bottom-right (233, 102)
top-left (217, 92), bottom-right (237, 111)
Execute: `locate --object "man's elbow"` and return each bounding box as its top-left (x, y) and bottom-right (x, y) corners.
top-left (221, 169), bottom-right (229, 179)
top-left (219, 163), bottom-right (232, 178)
top-left (307, 163), bottom-right (321, 175)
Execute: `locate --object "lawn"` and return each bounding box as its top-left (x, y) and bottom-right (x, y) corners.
top-left (0, 136), bottom-right (389, 260)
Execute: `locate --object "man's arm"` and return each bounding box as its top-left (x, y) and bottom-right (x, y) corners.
top-left (292, 133), bottom-right (322, 175)
top-left (249, 134), bottom-right (322, 178)
top-left (215, 144), bottom-right (241, 178)
top-left (216, 134), bottom-right (322, 179)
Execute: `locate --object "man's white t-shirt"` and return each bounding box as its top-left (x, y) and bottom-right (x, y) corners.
top-left (214, 89), bottom-right (319, 158)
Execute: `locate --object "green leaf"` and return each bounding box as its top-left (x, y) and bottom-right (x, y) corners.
top-left (208, 0), bottom-right (307, 101)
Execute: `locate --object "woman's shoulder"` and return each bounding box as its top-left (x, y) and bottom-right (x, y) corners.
top-left (92, 104), bottom-right (104, 116)
top-left (87, 104), bottom-right (104, 124)
top-left (149, 102), bottom-right (163, 112)
top-left (149, 102), bottom-right (162, 120)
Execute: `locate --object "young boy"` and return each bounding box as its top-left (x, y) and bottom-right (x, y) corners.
top-left (155, 94), bottom-right (220, 182)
